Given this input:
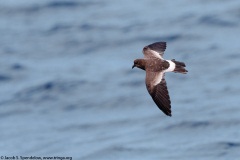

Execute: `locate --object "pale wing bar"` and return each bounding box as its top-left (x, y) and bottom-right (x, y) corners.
top-left (151, 78), bottom-right (171, 116)
top-left (142, 42), bottom-right (167, 59)
top-left (146, 72), bottom-right (172, 116)
top-left (147, 42), bottom-right (167, 56)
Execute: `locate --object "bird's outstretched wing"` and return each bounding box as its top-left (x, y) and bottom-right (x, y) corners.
top-left (145, 71), bottom-right (172, 116)
top-left (143, 42), bottom-right (167, 59)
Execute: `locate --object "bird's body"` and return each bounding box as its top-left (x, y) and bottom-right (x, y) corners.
top-left (132, 42), bottom-right (188, 116)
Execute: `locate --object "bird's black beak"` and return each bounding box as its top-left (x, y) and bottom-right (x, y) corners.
top-left (132, 64), bottom-right (135, 69)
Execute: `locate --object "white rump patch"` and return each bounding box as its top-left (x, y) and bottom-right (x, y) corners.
top-left (149, 49), bottom-right (163, 59)
top-left (165, 60), bottom-right (176, 72)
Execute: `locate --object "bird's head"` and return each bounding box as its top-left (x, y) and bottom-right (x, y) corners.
top-left (132, 59), bottom-right (145, 70)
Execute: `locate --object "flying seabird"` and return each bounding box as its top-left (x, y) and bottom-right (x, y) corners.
top-left (132, 42), bottom-right (188, 116)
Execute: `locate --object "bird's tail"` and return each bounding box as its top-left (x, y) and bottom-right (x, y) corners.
top-left (172, 59), bottom-right (188, 74)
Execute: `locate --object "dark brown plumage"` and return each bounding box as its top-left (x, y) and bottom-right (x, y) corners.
top-left (132, 42), bottom-right (188, 116)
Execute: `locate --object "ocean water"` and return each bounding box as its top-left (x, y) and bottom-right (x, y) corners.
top-left (0, 0), bottom-right (240, 159)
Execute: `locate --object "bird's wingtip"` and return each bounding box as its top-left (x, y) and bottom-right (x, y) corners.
top-left (167, 112), bottom-right (172, 117)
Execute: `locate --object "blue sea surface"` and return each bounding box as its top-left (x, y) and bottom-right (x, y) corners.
top-left (0, 0), bottom-right (240, 159)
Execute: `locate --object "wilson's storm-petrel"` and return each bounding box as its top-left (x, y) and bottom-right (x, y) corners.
top-left (132, 42), bottom-right (188, 116)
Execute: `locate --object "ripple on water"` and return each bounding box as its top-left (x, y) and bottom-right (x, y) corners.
top-left (198, 15), bottom-right (238, 27)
